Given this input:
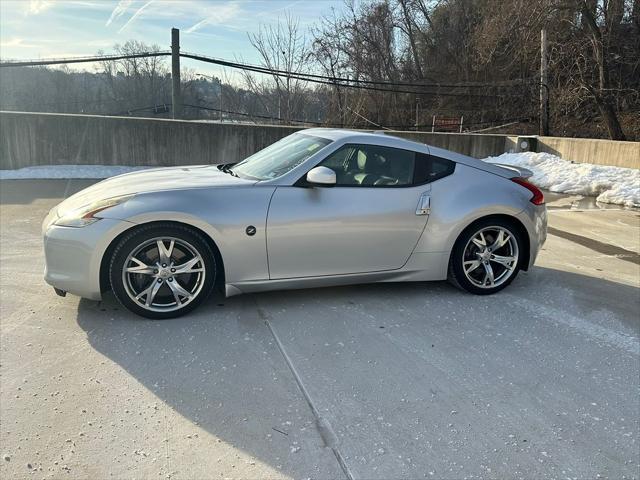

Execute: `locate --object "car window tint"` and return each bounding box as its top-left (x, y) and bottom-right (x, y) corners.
top-left (319, 144), bottom-right (415, 187)
top-left (413, 153), bottom-right (456, 184)
top-left (321, 146), bottom-right (355, 170)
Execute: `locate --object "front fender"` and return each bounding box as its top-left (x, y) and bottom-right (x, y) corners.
top-left (99, 186), bottom-right (276, 284)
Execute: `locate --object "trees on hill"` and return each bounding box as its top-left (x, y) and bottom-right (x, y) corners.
top-left (0, 0), bottom-right (637, 140)
top-left (307, 0), bottom-right (638, 140)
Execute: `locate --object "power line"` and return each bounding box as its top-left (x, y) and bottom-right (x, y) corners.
top-left (346, 107), bottom-right (391, 130)
top-left (1, 50), bottom-right (534, 98)
top-left (23, 97), bottom-right (527, 131)
top-left (109, 104), bottom-right (171, 116)
top-left (12, 95), bottom-right (527, 130)
top-left (469, 119), bottom-right (531, 133)
top-left (183, 104), bottom-right (324, 126)
top-left (180, 52), bottom-right (525, 98)
top-left (183, 104), bottom-right (530, 130)
top-left (180, 52), bottom-right (535, 90)
top-left (0, 98), bottom-right (116, 109)
top-left (0, 52), bottom-right (170, 68)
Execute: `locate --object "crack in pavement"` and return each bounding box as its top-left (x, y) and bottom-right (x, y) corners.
top-left (255, 303), bottom-right (354, 480)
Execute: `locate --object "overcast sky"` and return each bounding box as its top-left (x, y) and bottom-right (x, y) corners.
top-left (0, 0), bottom-right (347, 77)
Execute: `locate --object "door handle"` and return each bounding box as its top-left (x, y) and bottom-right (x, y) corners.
top-left (416, 194), bottom-right (431, 215)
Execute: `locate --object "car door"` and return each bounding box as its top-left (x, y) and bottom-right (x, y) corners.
top-left (265, 143), bottom-right (435, 279)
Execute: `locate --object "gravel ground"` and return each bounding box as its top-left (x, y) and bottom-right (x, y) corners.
top-left (1, 179), bottom-right (638, 479)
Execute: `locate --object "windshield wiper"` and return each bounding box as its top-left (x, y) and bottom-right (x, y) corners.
top-left (217, 163), bottom-right (239, 177)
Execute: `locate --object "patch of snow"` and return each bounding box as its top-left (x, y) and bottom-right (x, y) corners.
top-left (0, 165), bottom-right (153, 180)
top-left (484, 152), bottom-right (639, 207)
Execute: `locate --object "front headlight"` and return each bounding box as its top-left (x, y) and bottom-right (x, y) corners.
top-left (54, 195), bottom-right (134, 227)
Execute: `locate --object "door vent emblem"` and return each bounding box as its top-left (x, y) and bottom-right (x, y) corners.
top-left (245, 225), bottom-right (257, 236)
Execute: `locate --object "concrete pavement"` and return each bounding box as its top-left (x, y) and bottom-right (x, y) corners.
top-left (1, 179), bottom-right (638, 479)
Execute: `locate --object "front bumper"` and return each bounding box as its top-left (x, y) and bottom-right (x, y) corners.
top-left (43, 215), bottom-right (132, 300)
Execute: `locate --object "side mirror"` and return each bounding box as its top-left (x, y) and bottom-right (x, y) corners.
top-left (306, 166), bottom-right (336, 187)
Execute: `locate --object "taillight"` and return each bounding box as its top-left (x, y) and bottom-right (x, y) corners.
top-left (511, 177), bottom-right (544, 205)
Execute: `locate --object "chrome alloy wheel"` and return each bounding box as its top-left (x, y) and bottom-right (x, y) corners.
top-left (122, 237), bottom-right (206, 313)
top-left (462, 226), bottom-right (519, 289)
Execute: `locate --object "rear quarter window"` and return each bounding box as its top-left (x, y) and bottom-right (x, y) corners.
top-left (413, 154), bottom-right (456, 185)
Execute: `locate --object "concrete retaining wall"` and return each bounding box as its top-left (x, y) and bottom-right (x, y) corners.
top-left (536, 136), bottom-right (639, 169)
top-left (386, 131), bottom-right (515, 159)
top-left (1, 111), bottom-right (638, 169)
top-left (0, 111), bottom-right (301, 169)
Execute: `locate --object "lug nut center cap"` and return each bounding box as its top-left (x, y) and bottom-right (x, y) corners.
top-left (157, 267), bottom-right (172, 279)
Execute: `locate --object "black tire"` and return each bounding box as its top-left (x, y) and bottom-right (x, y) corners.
top-left (448, 218), bottom-right (523, 295)
top-left (109, 223), bottom-right (217, 319)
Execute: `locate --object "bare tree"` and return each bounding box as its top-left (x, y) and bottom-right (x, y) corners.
top-left (572, 0), bottom-right (627, 139)
top-left (312, 7), bottom-right (351, 126)
top-left (96, 41), bottom-right (170, 112)
top-left (243, 13), bottom-right (311, 123)
top-left (308, 0), bottom-right (638, 138)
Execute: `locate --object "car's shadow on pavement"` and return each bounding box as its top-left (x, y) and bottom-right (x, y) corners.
top-left (74, 267), bottom-right (639, 478)
top-left (74, 287), bottom-right (350, 478)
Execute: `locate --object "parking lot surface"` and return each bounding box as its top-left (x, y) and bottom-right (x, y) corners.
top-left (1, 179), bottom-right (638, 479)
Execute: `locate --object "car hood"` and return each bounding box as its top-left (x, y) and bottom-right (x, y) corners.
top-left (54, 165), bottom-right (253, 218)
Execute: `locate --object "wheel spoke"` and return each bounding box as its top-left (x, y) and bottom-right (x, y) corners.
top-left (489, 230), bottom-right (511, 251)
top-left (482, 262), bottom-right (495, 287)
top-left (157, 240), bottom-right (175, 265)
top-left (167, 279), bottom-right (192, 304)
top-left (471, 232), bottom-right (487, 249)
top-left (136, 280), bottom-right (163, 307)
top-left (490, 254), bottom-right (516, 269)
top-left (147, 281), bottom-right (163, 307)
top-left (126, 257), bottom-right (155, 275)
top-left (173, 255), bottom-right (204, 275)
top-left (464, 259), bottom-right (482, 273)
top-left (135, 281), bottom-right (153, 301)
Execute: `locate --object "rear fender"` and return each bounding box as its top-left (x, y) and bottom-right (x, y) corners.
top-left (414, 164), bottom-right (527, 255)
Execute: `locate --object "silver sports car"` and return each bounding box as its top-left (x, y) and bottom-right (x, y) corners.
top-left (43, 129), bottom-right (547, 319)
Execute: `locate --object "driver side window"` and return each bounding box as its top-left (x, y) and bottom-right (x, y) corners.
top-left (319, 144), bottom-right (415, 187)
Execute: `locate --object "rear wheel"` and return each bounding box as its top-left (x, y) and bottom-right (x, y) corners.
top-left (449, 219), bottom-right (522, 295)
top-left (109, 224), bottom-right (216, 319)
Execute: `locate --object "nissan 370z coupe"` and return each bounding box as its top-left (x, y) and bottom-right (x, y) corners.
top-left (43, 129), bottom-right (547, 319)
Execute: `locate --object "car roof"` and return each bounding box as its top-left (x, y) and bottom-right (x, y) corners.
top-left (302, 128), bottom-right (431, 152)
top-left (302, 128), bottom-right (382, 140)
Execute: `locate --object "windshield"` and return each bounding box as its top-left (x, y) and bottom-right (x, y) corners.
top-left (231, 133), bottom-right (332, 181)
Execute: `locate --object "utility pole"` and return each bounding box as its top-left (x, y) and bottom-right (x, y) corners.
top-left (343, 76), bottom-right (349, 128)
top-left (415, 98), bottom-right (419, 131)
top-left (219, 87), bottom-right (223, 122)
top-left (171, 28), bottom-right (182, 119)
top-left (539, 28), bottom-right (549, 136)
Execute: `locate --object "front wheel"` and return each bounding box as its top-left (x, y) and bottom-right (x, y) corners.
top-left (449, 219), bottom-right (523, 295)
top-left (109, 223), bottom-right (217, 319)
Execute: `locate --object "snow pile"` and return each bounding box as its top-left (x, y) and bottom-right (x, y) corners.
top-left (484, 152), bottom-right (640, 207)
top-left (0, 165), bottom-right (152, 180)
